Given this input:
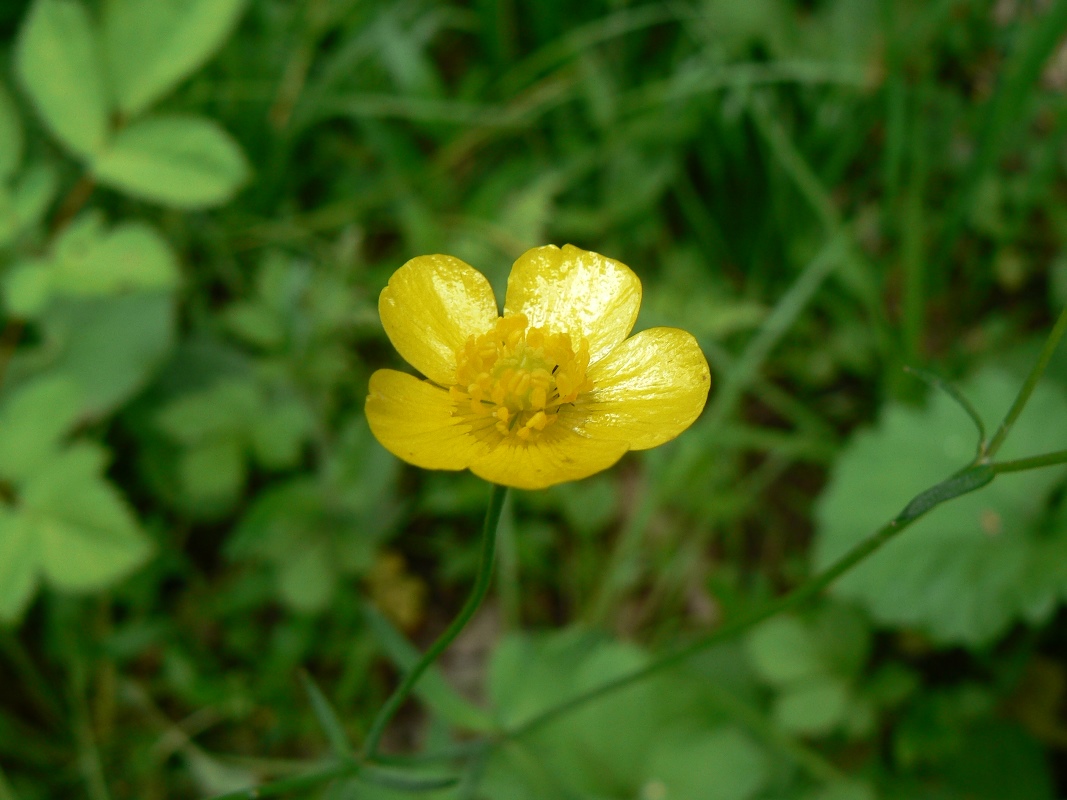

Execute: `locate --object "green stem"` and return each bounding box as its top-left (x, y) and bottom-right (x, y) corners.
top-left (363, 483), bottom-right (507, 759)
top-left (586, 236), bottom-right (843, 624)
top-left (985, 304), bottom-right (1067, 458)
top-left (211, 764), bottom-right (357, 800)
top-left (505, 468), bottom-right (991, 741)
top-left (991, 449), bottom-right (1067, 474)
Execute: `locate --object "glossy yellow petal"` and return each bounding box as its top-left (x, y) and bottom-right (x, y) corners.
top-left (366, 369), bottom-right (491, 470)
top-left (468, 423), bottom-right (629, 490)
top-left (380, 255), bottom-right (499, 385)
top-left (503, 244), bottom-right (641, 365)
top-left (579, 327), bottom-right (710, 450)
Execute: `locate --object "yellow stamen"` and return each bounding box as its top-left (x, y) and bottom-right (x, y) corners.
top-left (450, 313), bottom-right (593, 442)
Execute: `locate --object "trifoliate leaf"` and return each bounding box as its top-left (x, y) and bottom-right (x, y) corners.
top-left (92, 115), bottom-right (249, 209)
top-left (53, 221), bottom-right (180, 296)
top-left (23, 443), bottom-right (152, 592)
top-left (6, 292), bottom-right (177, 418)
top-left (15, 0), bottom-right (109, 157)
top-left (102, 0), bottom-right (247, 117)
top-left (0, 376), bottom-right (82, 482)
top-left (812, 367), bottom-right (1067, 645)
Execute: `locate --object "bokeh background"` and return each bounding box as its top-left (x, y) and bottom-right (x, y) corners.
top-left (4, 0), bottom-right (1067, 798)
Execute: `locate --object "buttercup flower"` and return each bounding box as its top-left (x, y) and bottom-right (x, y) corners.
top-left (365, 244), bottom-right (710, 490)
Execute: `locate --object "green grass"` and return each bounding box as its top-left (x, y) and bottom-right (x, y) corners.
top-left (3, 0), bottom-right (1067, 798)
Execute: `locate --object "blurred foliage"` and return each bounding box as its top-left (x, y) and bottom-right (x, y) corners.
top-left (3, 0), bottom-right (1067, 798)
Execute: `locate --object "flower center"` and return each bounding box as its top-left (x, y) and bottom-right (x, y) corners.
top-left (450, 313), bottom-right (592, 441)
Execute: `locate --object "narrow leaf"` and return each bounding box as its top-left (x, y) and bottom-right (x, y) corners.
top-left (14, 0), bottom-right (109, 157)
top-left (363, 605), bottom-right (494, 733)
top-left (896, 464), bottom-right (996, 524)
top-left (92, 115), bottom-right (249, 208)
top-left (904, 365), bottom-right (986, 446)
top-left (299, 671), bottom-right (355, 760)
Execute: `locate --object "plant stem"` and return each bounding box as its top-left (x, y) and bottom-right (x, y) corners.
top-left (991, 449), bottom-right (1067, 474)
top-left (504, 468), bottom-right (990, 741)
top-left (211, 763), bottom-right (357, 800)
top-left (363, 483), bottom-right (507, 759)
top-left (985, 304), bottom-right (1067, 458)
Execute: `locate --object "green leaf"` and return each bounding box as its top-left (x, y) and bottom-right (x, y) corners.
top-left (222, 301), bottom-right (286, 349)
top-left (6, 218), bottom-right (180, 315)
top-left (805, 781), bottom-right (877, 800)
top-left (0, 506), bottom-right (38, 624)
top-left (0, 163), bottom-right (60, 249)
top-left (176, 438), bottom-right (245, 508)
top-left (941, 720), bottom-right (1054, 800)
top-left (3, 260), bottom-right (51, 317)
top-left (248, 398), bottom-right (314, 469)
top-left (23, 443), bottom-right (152, 592)
top-left (10, 164), bottom-right (59, 236)
top-left (0, 83), bottom-right (24, 179)
top-left (363, 604), bottom-right (494, 733)
top-left (813, 367), bottom-right (1067, 645)
top-left (156, 379), bottom-right (260, 444)
top-left (773, 677), bottom-right (850, 736)
top-left (299, 672), bottom-right (354, 759)
top-left (7, 292), bottom-right (177, 418)
top-left (745, 616), bottom-right (825, 686)
top-left (102, 0), bottom-right (247, 117)
top-left (92, 115), bottom-right (249, 209)
top-left (277, 540), bottom-right (336, 612)
top-left (14, 0), bottom-right (109, 157)
top-left (645, 728), bottom-right (769, 800)
top-left (0, 377), bottom-right (82, 482)
top-left (53, 220), bottom-right (180, 296)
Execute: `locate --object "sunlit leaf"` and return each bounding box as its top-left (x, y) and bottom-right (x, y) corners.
top-left (6, 292), bottom-right (177, 418)
top-left (102, 0), bottom-right (247, 117)
top-left (14, 0), bottom-right (109, 156)
top-left (0, 377), bottom-right (82, 482)
top-left (813, 368), bottom-right (1067, 645)
top-left (26, 443), bottom-right (152, 591)
top-left (92, 115), bottom-right (249, 209)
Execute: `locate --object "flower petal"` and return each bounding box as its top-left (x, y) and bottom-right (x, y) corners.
top-left (503, 244), bottom-right (641, 365)
top-left (366, 369), bottom-right (491, 470)
top-left (469, 425), bottom-right (630, 490)
top-left (578, 327), bottom-right (710, 450)
top-left (380, 255), bottom-right (499, 385)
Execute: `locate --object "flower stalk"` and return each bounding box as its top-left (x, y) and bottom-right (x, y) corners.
top-left (362, 483), bottom-right (508, 760)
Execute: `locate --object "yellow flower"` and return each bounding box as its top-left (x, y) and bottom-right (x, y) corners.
top-left (365, 244), bottom-right (710, 490)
